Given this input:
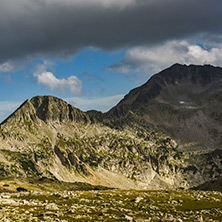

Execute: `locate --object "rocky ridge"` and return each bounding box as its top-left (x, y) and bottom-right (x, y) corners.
top-left (0, 64), bottom-right (222, 190)
top-left (107, 64), bottom-right (222, 152)
top-left (0, 96), bottom-right (187, 189)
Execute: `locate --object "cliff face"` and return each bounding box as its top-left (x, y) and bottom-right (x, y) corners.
top-left (0, 64), bottom-right (222, 190)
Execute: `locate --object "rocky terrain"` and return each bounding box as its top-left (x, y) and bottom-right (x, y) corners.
top-left (0, 188), bottom-right (221, 221)
top-left (0, 64), bottom-right (222, 221)
top-left (0, 95), bottom-right (188, 190)
top-left (108, 64), bottom-right (222, 152)
top-left (0, 64), bottom-right (222, 191)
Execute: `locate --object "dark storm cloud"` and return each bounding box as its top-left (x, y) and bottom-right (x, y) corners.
top-left (0, 0), bottom-right (221, 63)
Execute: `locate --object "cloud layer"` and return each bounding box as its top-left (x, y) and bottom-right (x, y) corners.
top-left (0, 0), bottom-right (222, 63)
top-left (0, 62), bottom-right (15, 72)
top-left (107, 40), bottom-right (222, 76)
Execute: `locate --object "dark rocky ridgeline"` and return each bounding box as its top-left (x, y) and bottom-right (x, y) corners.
top-left (106, 64), bottom-right (222, 152)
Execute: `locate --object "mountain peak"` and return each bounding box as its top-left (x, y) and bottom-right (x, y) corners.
top-left (156, 63), bottom-right (222, 84)
top-left (107, 64), bottom-right (222, 151)
top-left (169, 63), bottom-right (216, 69)
top-left (109, 64), bottom-right (222, 115)
top-left (1, 95), bottom-right (90, 126)
top-left (0, 99), bottom-right (36, 125)
top-left (30, 95), bottom-right (90, 123)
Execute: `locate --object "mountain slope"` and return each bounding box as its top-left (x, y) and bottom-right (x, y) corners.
top-left (0, 95), bottom-right (191, 189)
top-left (0, 64), bottom-right (222, 190)
top-left (192, 176), bottom-right (222, 192)
top-left (107, 64), bottom-right (222, 151)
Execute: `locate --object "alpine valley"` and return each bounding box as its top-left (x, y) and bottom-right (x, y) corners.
top-left (0, 64), bottom-right (222, 191)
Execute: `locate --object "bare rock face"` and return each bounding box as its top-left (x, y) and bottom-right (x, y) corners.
top-left (0, 64), bottom-right (222, 190)
top-left (1, 96), bottom-right (90, 126)
top-left (107, 64), bottom-right (222, 152)
top-left (30, 96), bottom-right (89, 123)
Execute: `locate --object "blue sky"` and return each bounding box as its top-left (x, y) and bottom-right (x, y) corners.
top-left (0, 48), bottom-right (138, 121)
top-left (0, 0), bottom-right (222, 122)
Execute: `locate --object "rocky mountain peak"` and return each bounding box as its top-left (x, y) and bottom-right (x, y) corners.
top-left (107, 64), bottom-right (222, 151)
top-left (30, 95), bottom-right (89, 123)
top-left (0, 99), bottom-right (36, 125)
top-left (108, 64), bottom-right (222, 115)
top-left (157, 63), bottom-right (222, 85)
top-left (1, 96), bottom-right (90, 126)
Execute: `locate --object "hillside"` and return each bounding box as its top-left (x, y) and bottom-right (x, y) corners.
top-left (0, 64), bottom-right (222, 190)
top-left (108, 64), bottom-right (222, 151)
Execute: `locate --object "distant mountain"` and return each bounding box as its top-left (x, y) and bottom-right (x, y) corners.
top-left (108, 64), bottom-right (222, 151)
top-left (0, 64), bottom-right (222, 190)
top-left (192, 176), bottom-right (222, 192)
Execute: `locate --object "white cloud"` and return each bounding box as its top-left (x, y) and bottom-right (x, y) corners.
top-left (0, 62), bottom-right (15, 72)
top-left (33, 65), bottom-right (82, 95)
top-left (65, 94), bottom-right (124, 112)
top-left (108, 40), bottom-right (222, 76)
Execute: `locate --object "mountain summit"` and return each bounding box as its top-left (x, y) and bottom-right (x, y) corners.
top-left (108, 64), bottom-right (222, 151)
top-left (0, 64), bottom-right (222, 190)
top-left (2, 96), bottom-right (89, 125)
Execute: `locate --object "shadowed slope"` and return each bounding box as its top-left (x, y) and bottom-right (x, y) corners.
top-left (107, 64), bottom-right (222, 151)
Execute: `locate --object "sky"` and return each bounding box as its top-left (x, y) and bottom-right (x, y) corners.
top-left (1, 0), bottom-right (222, 122)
